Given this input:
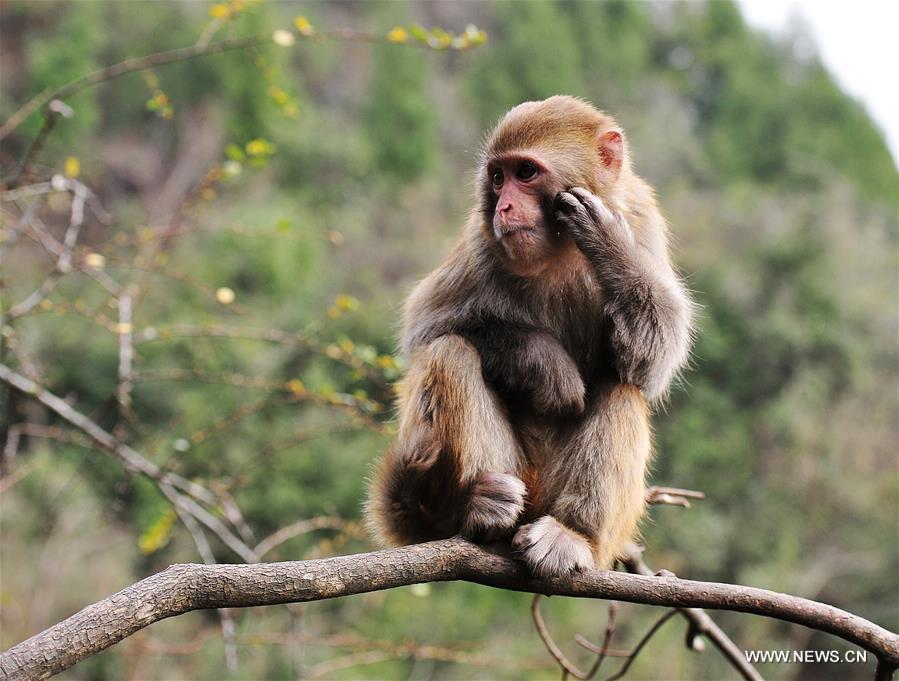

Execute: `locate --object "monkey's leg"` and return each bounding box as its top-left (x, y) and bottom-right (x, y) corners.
top-left (366, 335), bottom-right (525, 546)
top-left (513, 383), bottom-right (651, 577)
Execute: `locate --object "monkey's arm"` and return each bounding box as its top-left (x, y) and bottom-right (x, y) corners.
top-left (554, 188), bottom-right (692, 400)
top-left (459, 324), bottom-right (586, 416)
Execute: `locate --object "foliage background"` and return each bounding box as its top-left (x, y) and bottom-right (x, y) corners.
top-left (1, 1), bottom-right (896, 680)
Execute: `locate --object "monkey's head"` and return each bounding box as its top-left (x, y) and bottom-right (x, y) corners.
top-left (479, 96), bottom-right (628, 275)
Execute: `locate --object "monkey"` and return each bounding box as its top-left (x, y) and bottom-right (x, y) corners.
top-left (365, 96), bottom-right (693, 578)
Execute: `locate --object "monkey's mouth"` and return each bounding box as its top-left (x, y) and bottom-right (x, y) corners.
top-left (498, 224), bottom-right (537, 239)
top-left (498, 225), bottom-right (542, 257)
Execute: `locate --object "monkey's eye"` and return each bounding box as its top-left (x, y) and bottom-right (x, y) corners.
top-left (517, 161), bottom-right (538, 181)
top-left (491, 169), bottom-right (504, 187)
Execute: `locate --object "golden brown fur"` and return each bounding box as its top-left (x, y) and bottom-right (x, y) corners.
top-left (366, 96), bottom-right (693, 576)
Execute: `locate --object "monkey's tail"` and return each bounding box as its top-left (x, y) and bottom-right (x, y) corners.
top-left (365, 429), bottom-right (459, 546)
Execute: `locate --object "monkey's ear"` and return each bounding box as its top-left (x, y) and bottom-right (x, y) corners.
top-left (596, 130), bottom-right (623, 183)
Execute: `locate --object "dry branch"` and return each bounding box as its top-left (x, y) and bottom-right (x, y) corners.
top-left (1, 537), bottom-right (897, 681)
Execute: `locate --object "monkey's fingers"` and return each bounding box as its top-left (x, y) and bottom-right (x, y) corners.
top-left (568, 187), bottom-right (616, 227)
top-left (553, 191), bottom-right (593, 234)
top-left (568, 187), bottom-right (635, 247)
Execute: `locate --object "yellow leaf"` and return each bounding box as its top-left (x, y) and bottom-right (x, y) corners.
top-left (209, 3), bottom-right (229, 18)
top-left (138, 509), bottom-right (176, 555)
top-left (269, 85), bottom-right (289, 105)
top-left (245, 138), bottom-right (275, 157)
top-left (84, 252), bottom-right (106, 268)
top-left (272, 29), bottom-right (295, 46)
top-left (216, 287), bottom-right (236, 304)
top-left (294, 15), bottom-right (314, 35)
top-left (222, 160), bottom-right (242, 178)
top-left (287, 379), bottom-right (306, 395)
top-left (335, 294), bottom-right (359, 311)
top-left (387, 26), bottom-right (408, 43)
top-left (64, 156), bottom-right (80, 178)
top-left (410, 583), bottom-right (431, 597)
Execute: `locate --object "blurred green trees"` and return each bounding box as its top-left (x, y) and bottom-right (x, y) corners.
top-left (1, 1), bottom-right (895, 679)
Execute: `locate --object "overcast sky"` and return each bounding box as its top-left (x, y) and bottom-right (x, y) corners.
top-left (738, 0), bottom-right (898, 164)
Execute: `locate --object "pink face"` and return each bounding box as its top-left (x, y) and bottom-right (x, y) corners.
top-left (484, 131), bottom-right (623, 275)
top-left (487, 154), bottom-right (558, 267)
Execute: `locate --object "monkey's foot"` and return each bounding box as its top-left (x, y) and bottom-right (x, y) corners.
top-left (461, 472), bottom-right (526, 541)
top-left (512, 515), bottom-right (595, 578)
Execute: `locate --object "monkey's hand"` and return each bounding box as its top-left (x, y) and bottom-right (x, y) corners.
top-left (466, 327), bottom-right (586, 417)
top-left (554, 187), bottom-right (635, 258)
top-left (519, 335), bottom-right (586, 417)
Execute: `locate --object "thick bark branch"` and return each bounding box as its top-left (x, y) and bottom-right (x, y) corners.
top-left (1, 538), bottom-right (897, 681)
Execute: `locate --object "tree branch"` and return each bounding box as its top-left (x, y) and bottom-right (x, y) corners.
top-left (621, 547), bottom-right (763, 681)
top-left (1, 537), bottom-right (896, 681)
top-left (0, 25), bottom-right (484, 145)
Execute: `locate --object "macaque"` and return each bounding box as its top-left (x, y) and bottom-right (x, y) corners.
top-left (366, 96), bottom-right (693, 577)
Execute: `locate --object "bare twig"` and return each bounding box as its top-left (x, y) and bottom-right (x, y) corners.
top-left (210, 483), bottom-right (257, 547)
top-left (304, 650), bottom-right (391, 679)
top-left (2, 178), bottom-right (89, 324)
top-left (0, 35), bottom-right (265, 143)
top-left (11, 101), bottom-right (73, 185)
top-left (602, 609), bottom-right (679, 681)
top-left (254, 516), bottom-right (358, 559)
top-left (0, 25), bottom-right (484, 143)
top-left (0, 458), bottom-right (37, 493)
top-left (622, 546), bottom-right (763, 681)
top-left (134, 323), bottom-right (391, 385)
top-left (576, 601), bottom-right (621, 675)
top-left (1, 276), bottom-right (61, 323)
top-left (532, 594), bottom-right (584, 679)
top-left (171, 501), bottom-right (239, 673)
top-left (0, 363), bottom-right (257, 563)
top-left (0, 182), bottom-right (55, 202)
top-left (645, 485), bottom-right (705, 508)
top-left (116, 292), bottom-right (134, 418)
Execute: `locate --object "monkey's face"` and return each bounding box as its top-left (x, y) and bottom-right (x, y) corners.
top-left (485, 154), bottom-right (566, 273)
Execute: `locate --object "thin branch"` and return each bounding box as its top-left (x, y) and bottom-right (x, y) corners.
top-left (11, 101), bottom-right (73, 185)
top-left (622, 546), bottom-right (763, 681)
top-left (210, 483), bottom-right (257, 547)
top-left (116, 292), bottom-right (134, 417)
top-left (645, 485), bottom-right (705, 508)
top-left (532, 594), bottom-right (584, 679)
top-left (0, 34), bottom-right (265, 143)
top-left (254, 516), bottom-right (358, 559)
top-left (0, 26), bottom-right (483, 143)
top-left (304, 650), bottom-right (391, 679)
top-left (0, 458), bottom-right (37, 493)
top-left (576, 601), bottom-right (621, 675)
top-left (0, 363), bottom-right (258, 563)
top-left (1, 276), bottom-right (61, 323)
top-left (2, 178), bottom-right (89, 324)
top-left (0, 182), bottom-right (55, 202)
top-left (1, 537), bottom-right (896, 681)
top-left (171, 500), bottom-right (238, 673)
top-left (602, 609), bottom-right (679, 681)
